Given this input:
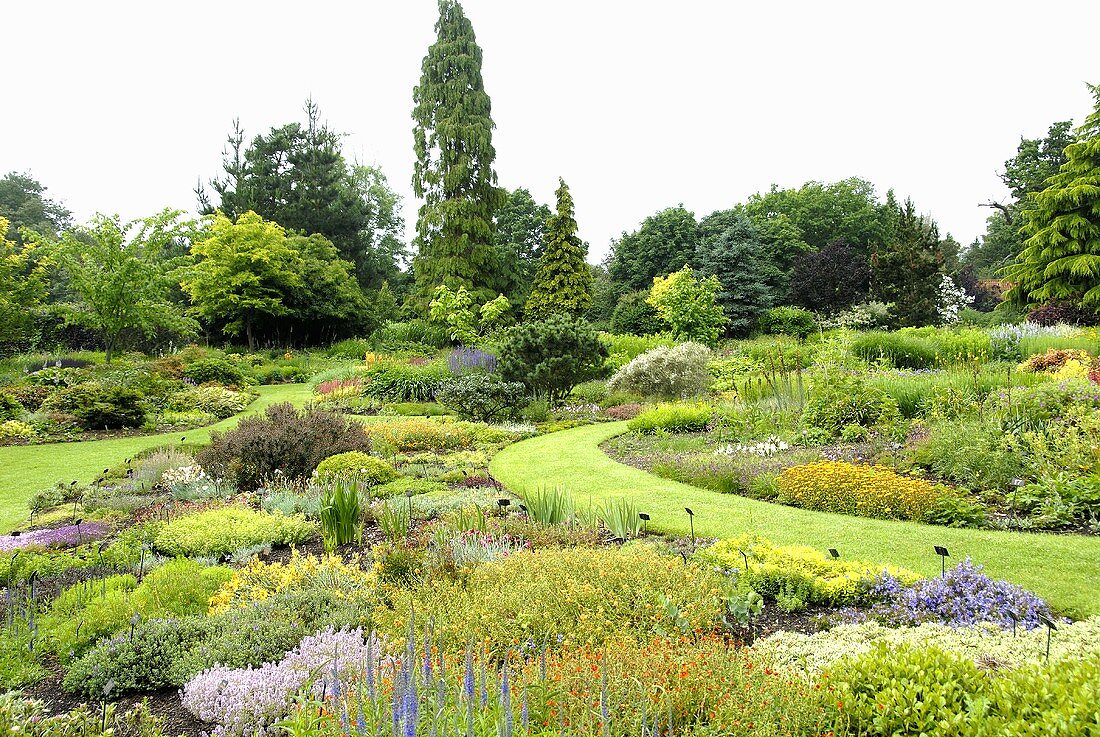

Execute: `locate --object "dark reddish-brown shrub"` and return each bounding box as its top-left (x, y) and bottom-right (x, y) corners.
top-left (197, 402), bottom-right (370, 490)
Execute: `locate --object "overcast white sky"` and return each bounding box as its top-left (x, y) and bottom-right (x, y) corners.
top-left (4, 1), bottom-right (1098, 262)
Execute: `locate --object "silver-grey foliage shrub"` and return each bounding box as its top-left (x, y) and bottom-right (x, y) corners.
top-left (607, 342), bottom-right (712, 399)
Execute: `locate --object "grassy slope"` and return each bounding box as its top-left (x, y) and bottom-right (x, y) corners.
top-left (491, 421), bottom-right (1100, 618)
top-left (0, 383), bottom-right (313, 532)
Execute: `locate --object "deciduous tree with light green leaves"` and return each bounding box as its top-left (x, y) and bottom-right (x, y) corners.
top-left (182, 211), bottom-right (303, 350)
top-left (1006, 85), bottom-right (1100, 313)
top-left (646, 266), bottom-right (727, 345)
top-left (525, 179), bottom-right (592, 319)
top-left (48, 209), bottom-right (198, 361)
top-left (411, 0), bottom-right (505, 307)
top-left (0, 217), bottom-right (50, 348)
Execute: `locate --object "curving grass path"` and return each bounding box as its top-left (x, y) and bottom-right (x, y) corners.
top-left (491, 421), bottom-right (1100, 618)
top-left (0, 383), bottom-right (313, 532)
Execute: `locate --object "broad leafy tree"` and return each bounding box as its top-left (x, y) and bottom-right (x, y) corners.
top-left (790, 238), bottom-right (871, 313)
top-left (495, 187), bottom-right (551, 302)
top-left (49, 210), bottom-right (199, 361)
top-left (412, 0), bottom-right (505, 306)
top-left (608, 206), bottom-right (699, 295)
top-left (742, 178), bottom-right (888, 259)
top-left (695, 214), bottom-right (778, 336)
top-left (0, 172), bottom-right (72, 245)
top-left (183, 211), bottom-right (303, 350)
top-left (0, 217), bottom-right (49, 349)
top-left (647, 266), bottom-right (726, 345)
top-left (1006, 86), bottom-right (1100, 312)
top-left (525, 179), bottom-right (592, 319)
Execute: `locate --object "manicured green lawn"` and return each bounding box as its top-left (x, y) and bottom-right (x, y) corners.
top-left (0, 383), bottom-right (313, 532)
top-left (491, 421), bottom-right (1100, 618)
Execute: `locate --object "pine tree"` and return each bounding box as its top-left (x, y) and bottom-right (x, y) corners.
top-left (872, 194), bottom-right (944, 326)
top-left (694, 214), bottom-right (778, 336)
top-left (411, 0), bottom-right (505, 307)
top-left (1006, 85), bottom-right (1100, 312)
top-left (525, 179), bottom-right (592, 319)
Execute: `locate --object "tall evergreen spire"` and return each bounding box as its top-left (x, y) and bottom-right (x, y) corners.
top-left (525, 178), bottom-right (593, 318)
top-left (411, 0), bottom-right (505, 307)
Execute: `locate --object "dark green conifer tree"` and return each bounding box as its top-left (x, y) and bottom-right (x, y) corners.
top-left (694, 214), bottom-right (778, 336)
top-left (411, 0), bottom-right (505, 307)
top-left (525, 179), bottom-right (592, 319)
top-left (1006, 85), bottom-right (1100, 312)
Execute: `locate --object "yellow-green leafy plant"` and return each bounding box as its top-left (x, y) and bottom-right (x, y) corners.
top-left (152, 506), bottom-right (315, 558)
top-left (312, 451), bottom-right (397, 485)
top-left (697, 534), bottom-right (920, 607)
top-left (374, 545), bottom-right (726, 650)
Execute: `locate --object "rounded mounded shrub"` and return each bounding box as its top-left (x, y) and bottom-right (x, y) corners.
top-left (313, 451), bottom-right (397, 485)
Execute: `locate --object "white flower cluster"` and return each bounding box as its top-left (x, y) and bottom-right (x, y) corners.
top-left (160, 464), bottom-right (208, 489)
top-left (936, 274), bottom-right (974, 324)
top-left (715, 436), bottom-right (790, 457)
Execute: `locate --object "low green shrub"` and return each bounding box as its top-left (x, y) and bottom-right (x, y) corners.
top-left (759, 306), bottom-right (817, 340)
top-left (152, 506), bottom-right (315, 558)
top-left (628, 402), bottom-right (712, 434)
top-left (821, 644), bottom-right (1100, 737)
top-left (182, 357), bottom-right (246, 386)
top-left (313, 451), bottom-right (397, 485)
top-left (43, 559), bottom-right (232, 660)
top-left (435, 373), bottom-right (526, 422)
top-left (698, 535), bottom-right (920, 608)
top-left (363, 361), bottom-right (449, 402)
top-left (169, 385), bottom-right (252, 419)
top-left (802, 372), bottom-right (900, 440)
top-left (41, 382), bottom-right (147, 429)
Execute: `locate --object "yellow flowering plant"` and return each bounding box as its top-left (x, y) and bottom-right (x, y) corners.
top-left (777, 460), bottom-right (949, 522)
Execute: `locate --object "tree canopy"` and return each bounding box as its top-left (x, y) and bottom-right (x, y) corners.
top-left (608, 206), bottom-right (699, 295)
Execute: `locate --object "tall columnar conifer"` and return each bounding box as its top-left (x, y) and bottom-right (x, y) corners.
top-left (525, 179), bottom-right (592, 318)
top-left (411, 0), bottom-right (505, 307)
top-left (1006, 85), bottom-right (1100, 312)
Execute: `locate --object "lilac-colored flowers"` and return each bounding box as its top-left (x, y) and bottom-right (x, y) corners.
top-left (181, 628), bottom-right (382, 737)
top-left (0, 522), bottom-right (111, 551)
top-left (865, 558), bottom-right (1053, 630)
top-left (448, 347), bottom-right (497, 375)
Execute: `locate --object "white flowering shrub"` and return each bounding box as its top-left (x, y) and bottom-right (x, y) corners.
top-left (607, 342), bottom-right (712, 399)
top-left (751, 617), bottom-right (1100, 675)
top-left (937, 274), bottom-right (974, 324)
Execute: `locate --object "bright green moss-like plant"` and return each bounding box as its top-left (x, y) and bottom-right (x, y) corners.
top-left (152, 506), bottom-right (315, 558)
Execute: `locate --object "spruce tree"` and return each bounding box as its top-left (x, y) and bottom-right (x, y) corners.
top-left (1006, 85), bottom-right (1100, 312)
top-left (694, 214), bottom-right (778, 337)
top-left (871, 194), bottom-right (944, 326)
top-left (525, 179), bottom-right (592, 318)
top-left (411, 0), bottom-right (505, 307)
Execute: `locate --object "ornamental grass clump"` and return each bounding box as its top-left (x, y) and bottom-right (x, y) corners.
top-left (777, 460), bottom-right (949, 521)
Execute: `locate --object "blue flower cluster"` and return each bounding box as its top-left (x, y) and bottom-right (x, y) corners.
top-left (448, 346), bottom-right (498, 375)
top-left (866, 558), bottom-right (1053, 630)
